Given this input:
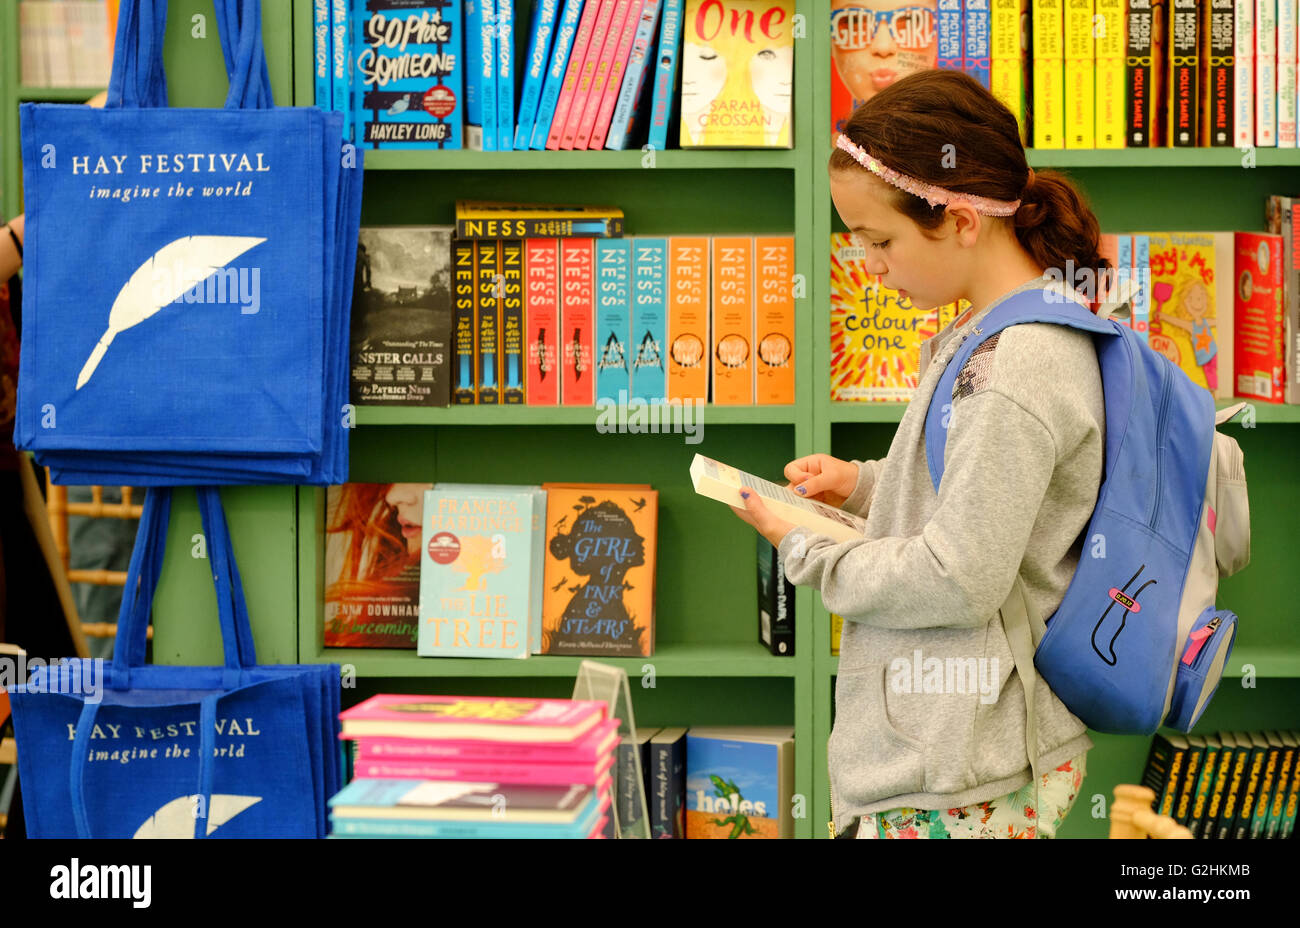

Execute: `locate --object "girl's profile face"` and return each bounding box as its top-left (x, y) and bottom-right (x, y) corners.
top-left (384, 483), bottom-right (429, 555)
top-left (830, 167), bottom-right (961, 311)
top-left (831, 0), bottom-right (938, 103)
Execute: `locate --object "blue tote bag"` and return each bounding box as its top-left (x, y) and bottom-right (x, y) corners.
top-left (8, 486), bottom-right (339, 838)
top-left (17, 0), bottom-right (361, 486)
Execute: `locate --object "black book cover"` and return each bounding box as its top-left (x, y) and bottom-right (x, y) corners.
top-left (1202, 730), bottom-right (1237, 839)
top-left (1230, 730), bottom-right (1267, 839)
top-left (476, 240), bottom-right (501, 404)
top-left (1215, 731), bottom-right (1251, 838)
top-left (1174, 734), bottom-right (1206, 825)
top-left (1126, 0), bottom-right (1157, 145)
top-left (1169, 0), bottom-right (1199, 145)
top-left (350, 226), bottom-right (454, 407)
top-left (757, 536), bottom-right (795, 656)
top-left (500, 239), bottom-right (526, 404)
top-left (1202, 0), bottom-right (1233, 144)
top-left (451, 237), bottom-right (477, 404)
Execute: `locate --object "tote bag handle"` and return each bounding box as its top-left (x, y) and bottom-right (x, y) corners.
top-left (110, 488), bottom-right (256, 689)
top-left (105, 0), bottom-right (273, 111)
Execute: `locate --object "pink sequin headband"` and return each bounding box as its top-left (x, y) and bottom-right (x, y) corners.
top-left (835, 134), bottom-right (1023, 218)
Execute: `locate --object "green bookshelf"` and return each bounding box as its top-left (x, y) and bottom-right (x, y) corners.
top-left (3, 0), bottom-right (1298, 841)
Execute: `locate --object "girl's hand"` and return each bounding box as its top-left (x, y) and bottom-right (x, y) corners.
top-left (729, 491), bottom-right (797, 552)
top-left (783, 454), bottom-right (858, 508)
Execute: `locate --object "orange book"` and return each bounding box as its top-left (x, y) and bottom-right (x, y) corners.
top-left (711, 237), bottom-right (754, 405)
top-left (754, 236), bottom-right (794, 405)
top-left (667, 237), bottom-right (709, 402)
top-left (541, 485), bottom-right (657, 657)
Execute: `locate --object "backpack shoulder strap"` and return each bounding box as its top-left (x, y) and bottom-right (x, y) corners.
top-left (924, 287), bottom-right (1117, 493)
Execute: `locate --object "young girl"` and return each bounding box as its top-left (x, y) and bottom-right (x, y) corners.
top-left (733, 69), bottom-right (1113, 839)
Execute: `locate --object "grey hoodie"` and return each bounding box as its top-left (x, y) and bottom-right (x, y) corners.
top-left (779, 276), bottom-right (1101, 834)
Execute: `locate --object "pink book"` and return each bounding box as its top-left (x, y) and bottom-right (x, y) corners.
top-left (355, 748), bottom-right (617, 785)
top-left (575, 0), bottom-right (639, 149)
top-left (547, 0), bottom-right (608, 150)
top-left (559, 0), bottom-right (619, 149)
top-left (352, 719), bottom-right (621, 763)
top-left (339, 694), bottom-right (608, 743)
top-left (589, 815), bottom-right (610, 838)
top-left (588, 0), bottom-right (647, 150)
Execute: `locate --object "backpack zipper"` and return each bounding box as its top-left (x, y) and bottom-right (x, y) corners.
top-left (1149, 360), bottom-right (1173, 530)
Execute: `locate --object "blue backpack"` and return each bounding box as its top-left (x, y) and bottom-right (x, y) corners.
top-left (923, 285), bottom-right (1250, 755)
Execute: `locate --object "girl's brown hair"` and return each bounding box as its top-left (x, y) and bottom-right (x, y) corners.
top-left (829, 70), bottom-right (1108, 289)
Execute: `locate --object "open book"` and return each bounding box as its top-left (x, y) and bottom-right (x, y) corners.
top-left (689, 454), bottom-right (867, 543)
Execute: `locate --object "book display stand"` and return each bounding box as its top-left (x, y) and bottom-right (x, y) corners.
top-left (573, 660), bottom-right (649, 838)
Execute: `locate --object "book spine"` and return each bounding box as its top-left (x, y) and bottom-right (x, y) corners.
top-left (605, 0), bottom-right (663, 150)
top-left (482, 0), bottom-right (499, 150)
top-left (497, 0), bottom-right (515, 150)
top-left (649, 740), bottom-right (673, 836)
top-left (330, 813), bottom-right (600, 839)
top-left (1126, 0), bottom-right (1156, 145)
top-left (939, 0), bottom-right (965, 71)
top-left (1170, 0), bottom-right (1200, 145)
top-left (1233, 232), bottom-right (1284, 402)
top-left (754, 236), bottom-right (795, 405)
top-left (1205, 0), bottom-right (1235, 145)
top-left (667, 236), bottom-right (710, 402)
top-left (561, 238), bottom-right (597, 404)
top-left (1173, 746), bottom-right (1204, 824)
top-left (1096, 0), bottom-right (1127, 147)
top-left (531, 0), bottom-right (588, 149)
top-left (501, 239), bottom-right (526, 403)
top-left (1284, 740), bottom-right (1300, 837)
top-left (355, 732), bottom-right (614, 762)
top-left (1250, 744), bottom-right (1281, 836)
top-left (1232, 740), bottom-right (1266, 838)
top-left (457, 217), bottom-right (624, 239)
top-left (452, 238), bottom-right (478, 404)
top-left (526, 238), bottom-right (561, 405)
top-left (528, 487), bottom-right (546, 654)
top-left (1140, 736), bottom-right (1177, 808)
top-left (575, 0), bottom-right (635, 149)
top-left (515, 0), bottom-right (562, 148)
top-left (1280, 0), bottom-right (1298, 145)
top-left (773, 545), bottom-right (796, 654)
top-left (546, 0), bottom-right (605, 149)
top-left (1201, 740), bottom-right (1236, 837)
top-left (595, 238), bottom-right (632, 402)
top-left (1188, 743), bottom-right (1221, 836)
top-left (631, 237), bottom-right (668, 402)
top-left (965, 0), bottom-right (992, 86)
top-left (316, 0), bottom-right (332, 109)
top-left (648, 0), bottom-right (683, 151)
top-left (1265, 743), bottom-right (1296, 836)
top-left (1215, 743), bottom-right (1250, 838)
top-left (1276, 199), bottom-right (1300, 404)
top-left (354, 757), bottom-right (606, 783)
top-left (992, 0), bottom-right (1030, 143)
top-left (465, 0), bottom-right (485, 149)
top-left (590, 0), bottom-right (647, 150)
top-left (561, 0), bottom-right (618, 149)
top-left (334, 0), bottom-right (352, 141)
top-left (477, 240), bottom-right (502, 404)
top-left (711, 237), bottom-right (755, 405)
top-left (616, 739), bottom-right (638, 834)
top-left (1065, 0), bottom-right (1095, 146)
top-left (1235, 0), bottom-right (1255, 144)
top-left (1034, 0), bottom-right (1067, 146)
top-left (1132, 233), bottom-right (1151, 341)
top-left (1257, 0), bottom-right (1278, 145)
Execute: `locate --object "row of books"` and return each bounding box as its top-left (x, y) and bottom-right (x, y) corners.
top-left (830, 0), bottom-right (1300, 148)
top-left (318, 0), bottom-right (794, 151)
top-left (17, 0), bottom-right (114, 88)
top-left (831, 198), bottom-right (1300, 404)
top-left (330, 694), bottom-right (615, 838)
top-left (351, 211), bottom-right (796, 407)
top-left (1141, 730), bottom-right (1300, 838)
top-left (325, 481), bottom-right (659, 657)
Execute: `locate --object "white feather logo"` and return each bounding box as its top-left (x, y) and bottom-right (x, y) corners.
top-left (76, 235), bottom-right (266, 389)
top-left (132, 794), bottom-right (263, 839)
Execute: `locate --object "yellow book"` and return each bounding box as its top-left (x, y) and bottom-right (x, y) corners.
top-left (1095, 0), bottom-right (1128, 147)
top-left (992, 0), bottom-right (1030, 144)
top-left (1064, 0), bottom-right (1096, 147)
top-left (1033, 0), bottom-right (1066, 147)
top-left (1142, 231), bottom-right (1236, 401)
top-left (831, 613), bottom-right (843, 656)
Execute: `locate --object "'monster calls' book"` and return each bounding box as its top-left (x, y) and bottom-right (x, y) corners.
top-left (541, 484), bottom-right (658, 656)
top-left (417, 487), bottom-right (535, 658)
top-left (680, 0), bottom-right (795, 148)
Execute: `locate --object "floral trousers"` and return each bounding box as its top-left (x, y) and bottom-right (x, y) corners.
top-left (840, 753), bottom-right (1087, 839)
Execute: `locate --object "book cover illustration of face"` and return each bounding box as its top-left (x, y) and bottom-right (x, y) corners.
top-left (830, 0), bottom-right (938, 137)
top-left (544, 495), bottom-right (652, 655)
top-left (681, 0), bottom-right (795, 147)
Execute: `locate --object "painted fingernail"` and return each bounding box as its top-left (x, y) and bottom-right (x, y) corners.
top-left (740, 491), bottom-right (750, 499)
top-left (796, 486), bottom-right (806, 495)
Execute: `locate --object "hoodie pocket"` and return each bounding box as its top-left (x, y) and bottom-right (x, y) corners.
top-left (830, 665), bottom-right (926, 802)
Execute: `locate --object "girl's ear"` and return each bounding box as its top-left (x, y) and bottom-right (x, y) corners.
top-left (944, 201), bottom-right (982, 245)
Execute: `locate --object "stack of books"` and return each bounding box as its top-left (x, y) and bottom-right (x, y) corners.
top-left (329, 694), bottom-right (617, 838)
